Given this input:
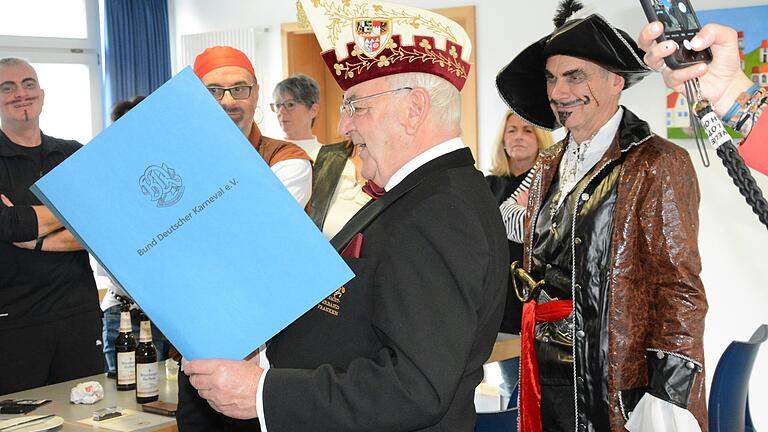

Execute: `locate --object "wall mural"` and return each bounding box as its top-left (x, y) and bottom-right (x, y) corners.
top-left (666, 4), bottom-right (768, 139)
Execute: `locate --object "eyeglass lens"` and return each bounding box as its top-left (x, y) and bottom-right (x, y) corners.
top-left (207, 85), bottom-right (252, 101)
top-left (339, 87), bottom-right (412, 116)
top-left (0, 80), bottom-right (39, 94)
top-left (270, 100), bottom-right (298, 113)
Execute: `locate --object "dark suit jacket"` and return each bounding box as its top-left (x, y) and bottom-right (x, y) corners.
top-left (263, 148), bottom-right (508, 431)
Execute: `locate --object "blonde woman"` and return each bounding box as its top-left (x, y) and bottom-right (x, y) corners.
top-left (486, 111), bottom-right (553, 206)
top-left (488, 111), bottom-right (553, 245)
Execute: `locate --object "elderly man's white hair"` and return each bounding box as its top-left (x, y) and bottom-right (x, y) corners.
top-left (387, 72), bottom-right (461, 132)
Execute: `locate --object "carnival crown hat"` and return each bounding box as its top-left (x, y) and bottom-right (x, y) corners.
top-left (297, 0), bottom-right (471, 91)
top-left (496, 0), bottom-right (652, 130)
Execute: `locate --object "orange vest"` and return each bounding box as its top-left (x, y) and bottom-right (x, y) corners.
top-left (247, 123), bottom-right (312, 166)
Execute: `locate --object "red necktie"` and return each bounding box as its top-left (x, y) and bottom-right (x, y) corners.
top-left (362, 180), bottom-right (385, 200)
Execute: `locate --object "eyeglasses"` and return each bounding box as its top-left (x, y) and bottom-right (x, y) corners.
top-left (0, 80), bottom-right (40, 95)
top-left (339, 87), bottom-right (413, 117)
top-left (269, 99), bottom-right (301, 113)
top-left (206, 84), bottom-right (255, 101)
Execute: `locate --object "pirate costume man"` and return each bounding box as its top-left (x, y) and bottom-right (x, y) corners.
top-left (496, 1), bottom-right (708, 431)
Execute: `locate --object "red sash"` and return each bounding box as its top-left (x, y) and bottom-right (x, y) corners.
top-left (519, 299), bottom-right (573, 432)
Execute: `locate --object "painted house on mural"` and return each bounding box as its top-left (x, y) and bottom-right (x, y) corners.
top-left (749, 39), bottom-right (768, 86)
top-left (666, 91), bottom-right (690, 129)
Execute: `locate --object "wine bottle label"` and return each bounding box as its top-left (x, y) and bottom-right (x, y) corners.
top-left (136, 362), bottom-right (159, 397)
top-left (119, 311), bottom-right (132, 333)
top-left (117, 352), bottom-right (136, 384)
top-left (139, 320), bottom-right (152, 342)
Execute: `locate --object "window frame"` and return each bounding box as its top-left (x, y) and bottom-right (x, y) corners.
top-left (0, 0), bottom-right (103, 140)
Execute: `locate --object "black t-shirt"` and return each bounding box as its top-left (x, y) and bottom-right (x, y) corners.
top-left (0, 130), bottom-right (98, 329)
top-left (11, 143), bottom-right (43, 175)
top-left (485, 173), bottom-right (529, 207)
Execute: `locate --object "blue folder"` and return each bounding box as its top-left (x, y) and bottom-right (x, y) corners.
top-left (32, 68), bottom-right (354, 360)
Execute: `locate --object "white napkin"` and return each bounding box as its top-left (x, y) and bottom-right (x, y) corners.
top-left (69, 381), bottom-right (104, 405)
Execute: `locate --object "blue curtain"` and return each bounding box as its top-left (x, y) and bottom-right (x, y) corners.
top-left (104, 0), bottom-right (171, 124)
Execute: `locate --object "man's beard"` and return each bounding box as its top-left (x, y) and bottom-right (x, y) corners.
top-left (550, 96), bottom-right (591, 127)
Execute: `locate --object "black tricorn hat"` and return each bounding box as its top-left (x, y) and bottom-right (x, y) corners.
top-left (496, 0), bottom-right (652, 130)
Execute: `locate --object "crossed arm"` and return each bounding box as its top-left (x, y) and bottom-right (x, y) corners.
top-left (0, 194), bottom-right (83, 252)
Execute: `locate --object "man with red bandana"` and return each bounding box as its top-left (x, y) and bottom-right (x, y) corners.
top-left (496, 1), bottom-right (708, 431)
top-left (192, 46), bottom-right (312, 206)
top-left (0, 57), bottom-right (104, 394)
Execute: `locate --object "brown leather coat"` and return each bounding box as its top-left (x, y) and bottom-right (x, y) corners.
top-left (523, 108), bottom-right (708, 431)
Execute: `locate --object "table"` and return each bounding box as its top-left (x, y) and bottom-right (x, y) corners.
top-left (0, 368), bottom-right (178, 431)
top-left (486, 333), bottom-right (520, 364)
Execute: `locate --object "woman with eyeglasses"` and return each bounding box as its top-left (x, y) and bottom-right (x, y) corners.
top-left (486, 110), bottom-right (554, 403)
top-left (272, 74), bottom-right (370, 239)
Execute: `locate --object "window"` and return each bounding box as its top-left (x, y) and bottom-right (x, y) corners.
top-left (0, 0), bottom-right (102, 143)
top-left (1, 0), bottom-right (88, 39)
top-left (34, 62), bottom-right (96, 144)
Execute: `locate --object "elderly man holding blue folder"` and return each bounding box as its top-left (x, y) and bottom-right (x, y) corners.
top-left (179, 1), bottom-right (509, 431)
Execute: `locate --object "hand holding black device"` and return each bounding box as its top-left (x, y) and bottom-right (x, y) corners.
top-left (639, 0), bottom-right (712, 68)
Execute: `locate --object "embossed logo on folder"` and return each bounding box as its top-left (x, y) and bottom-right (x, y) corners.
top-left (139, 163), bottom-right (185, 207)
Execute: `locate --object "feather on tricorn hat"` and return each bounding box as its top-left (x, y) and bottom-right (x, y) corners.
top-left (496, 0), bottom-right (651, 130)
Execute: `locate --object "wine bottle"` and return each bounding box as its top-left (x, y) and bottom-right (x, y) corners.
top-left (115, 304), bottom-right (136, 391)
top-left (135, 311), bottom-right (159, 403)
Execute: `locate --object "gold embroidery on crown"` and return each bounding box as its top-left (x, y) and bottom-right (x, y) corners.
top-left (308, 0), bottom-right (458, 46)
top-left (296, 1), bottom-right (311, 30)
top-left (333, 38), bottom-right (467, 79)
top-left (310, 1), bottom-right (369, 46)
top-left (372, 4), bottom-right (457, 42)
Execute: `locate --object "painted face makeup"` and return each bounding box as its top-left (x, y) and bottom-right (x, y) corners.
top-left (0, 65), bottom-right (44, 126)
top-left (550, 96), bottom-right (591, 125)
top-left (544, 55), bottom-right (620, 138)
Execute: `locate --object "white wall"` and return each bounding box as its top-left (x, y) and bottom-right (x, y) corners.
top-left (170, 0), bottom-right (768, 426)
